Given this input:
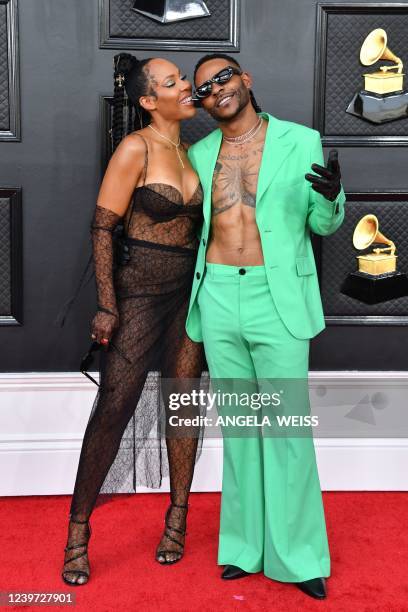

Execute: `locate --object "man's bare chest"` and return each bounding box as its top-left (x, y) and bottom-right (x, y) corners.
top-left (211, 145), bottom-right (264, 216)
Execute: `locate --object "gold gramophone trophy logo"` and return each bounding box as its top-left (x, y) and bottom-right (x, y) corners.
top-left (133, 0), bottom-right (211, 23)
top-left (346, 28), bottom-right (408, 124)
top-left (341, 214), bottom-right (408, 304)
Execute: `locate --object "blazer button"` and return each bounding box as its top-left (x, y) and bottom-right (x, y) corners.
top-left (196, 272), bottom-right (201, 279)
top-left (239, 268), bottom-right (246, 275)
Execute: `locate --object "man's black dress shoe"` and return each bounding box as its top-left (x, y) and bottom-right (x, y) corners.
top-left (221, 565), bottom-right (250, 580)
top-left (295, 577), bottom-right (327, 599)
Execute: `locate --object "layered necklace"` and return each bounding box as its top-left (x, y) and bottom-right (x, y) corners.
top-left (223, 116), bottom-right (263, 145)
top-left (148, 123), bottom-right (185, 169)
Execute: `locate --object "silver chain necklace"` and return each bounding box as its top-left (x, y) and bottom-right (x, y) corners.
top-left (148, 123), bottom-right (185, 169)
top-left (223, 116), bottom-right (263, 145)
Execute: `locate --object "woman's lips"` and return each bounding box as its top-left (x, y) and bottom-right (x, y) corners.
top-left (180, 95), bottom-right (194, 105)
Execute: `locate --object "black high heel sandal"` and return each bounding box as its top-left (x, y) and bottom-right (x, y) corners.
top-left (156, 502), bottom-right (188, 565)
top-left (62, 516), bottom-right (92, 586)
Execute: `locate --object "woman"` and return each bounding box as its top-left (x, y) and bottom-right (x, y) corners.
top-left (61, 53), bottom-right (206, 585)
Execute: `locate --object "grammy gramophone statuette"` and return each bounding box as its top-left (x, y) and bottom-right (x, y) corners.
top-left (341, 214), bottom-right (408, 304)
top-left (133, 0), bottom-right (211, 24)
top-left (346, 28), bottom-right (408, 124)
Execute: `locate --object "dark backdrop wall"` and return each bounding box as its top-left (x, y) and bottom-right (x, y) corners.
top-left (1, 0), bottom-right (407, 372)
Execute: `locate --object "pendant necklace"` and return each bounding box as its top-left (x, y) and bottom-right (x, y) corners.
top-left (148, 123), bottom-right (185, 169)
top-left (223, 116), bottom-right (263, 146)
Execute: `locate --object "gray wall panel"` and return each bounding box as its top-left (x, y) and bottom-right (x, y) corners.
top-left (0, 0), bottom-right (407, 371)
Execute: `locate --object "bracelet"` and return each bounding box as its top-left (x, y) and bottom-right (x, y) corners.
top-left (90, 225), bottom-right (115, 233)
top-left (97, 305), bottom-right (118, 317)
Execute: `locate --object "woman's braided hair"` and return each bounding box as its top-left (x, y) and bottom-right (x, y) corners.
top-left (193, 53), bottom-right (262, 113)
top-left (111, 53), bottom-right (155, 152)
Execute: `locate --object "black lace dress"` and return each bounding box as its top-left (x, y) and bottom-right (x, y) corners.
top-left (64, 134), bottom-right (207, 519)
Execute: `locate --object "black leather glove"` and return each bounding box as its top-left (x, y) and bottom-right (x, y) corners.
top-left (305, 149), bottom-right (341, 202)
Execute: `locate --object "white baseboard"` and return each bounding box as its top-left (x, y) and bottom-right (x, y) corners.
top-left (1, 371), bottom-right (408, 495)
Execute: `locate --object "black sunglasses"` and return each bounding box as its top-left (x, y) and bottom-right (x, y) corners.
top-left (80, 340), bottom-right (132, 387)
top-left (194, 66), bottom-right (243, 100)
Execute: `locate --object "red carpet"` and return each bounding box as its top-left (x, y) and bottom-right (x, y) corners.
top-left (1, 492), bottom-right (407, 611)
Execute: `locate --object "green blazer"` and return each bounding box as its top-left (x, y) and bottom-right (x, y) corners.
top-left (185, 111), bottom-right (346, 341)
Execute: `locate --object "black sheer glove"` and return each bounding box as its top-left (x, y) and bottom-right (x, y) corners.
top-left (90, 205), bottom-right (123, 344)
top-left (305, 149), bottom-right (341, 202)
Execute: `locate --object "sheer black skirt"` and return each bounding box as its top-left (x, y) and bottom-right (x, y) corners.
top-left (69, 239), bottom-right (207, 517)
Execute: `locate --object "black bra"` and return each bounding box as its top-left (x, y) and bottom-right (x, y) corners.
top-left (129, 134), bottom-right (203, 224)
top-left (133, 182), bottom-right (203, 222)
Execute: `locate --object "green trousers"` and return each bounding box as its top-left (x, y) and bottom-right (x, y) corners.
top-left (197, 262), bottom-right (330, 582)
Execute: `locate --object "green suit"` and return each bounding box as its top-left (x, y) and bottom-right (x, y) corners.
top-left (186, 112), bottom-right (346, 581)
top-left (186, 112), bottom-right (346, 343)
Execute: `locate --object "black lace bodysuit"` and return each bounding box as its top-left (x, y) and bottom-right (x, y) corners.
top-left (68, 134), bottom-right (207, 519)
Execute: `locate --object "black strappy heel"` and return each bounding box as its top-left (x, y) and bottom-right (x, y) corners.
top-left (62, 516), bottom-right (92, 585)
top-left (156, 501), bottom-right (189, 565)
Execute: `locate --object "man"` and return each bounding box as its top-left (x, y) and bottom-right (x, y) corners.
top-left (185, 53), bottom-right (346, 600)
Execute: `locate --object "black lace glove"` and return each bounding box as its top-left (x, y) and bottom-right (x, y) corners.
top-left (305, 149), bottom-right (341, 202)
top-left (90, 205), bottom-right (123, 344)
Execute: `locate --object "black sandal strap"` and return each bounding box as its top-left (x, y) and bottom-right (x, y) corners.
top-left (165, 523), bottom-right (185, 536)
top-left (68, 517), bottom-right (92, 538)
top-left (64, 550), bottom-right (88, 564)
top-left (68, 515), bottom-right (90, 524)
top-left (62, 569), bottom-right (90, 579)
top-left (162, 530), bottom-right (184, 549)
top-left (64, 542), bottom-right (88, 552)
top-left (155, 501), bottom-right (188, 562)
top-left (165, 505), bottom-right (186, 536)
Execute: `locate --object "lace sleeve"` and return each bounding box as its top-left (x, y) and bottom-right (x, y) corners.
top-left (90, 204), bottom-right (123, 342)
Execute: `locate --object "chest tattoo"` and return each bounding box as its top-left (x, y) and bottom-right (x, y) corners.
top-left (211, 145), bottom-right (264, 216)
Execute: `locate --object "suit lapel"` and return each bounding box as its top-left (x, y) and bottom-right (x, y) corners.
top-left (202, 129), bottom-right (222, 227)
top-left (255, 112), bottom-right (295, 207)
top-left (201, 112), bottom-right (295, 226)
